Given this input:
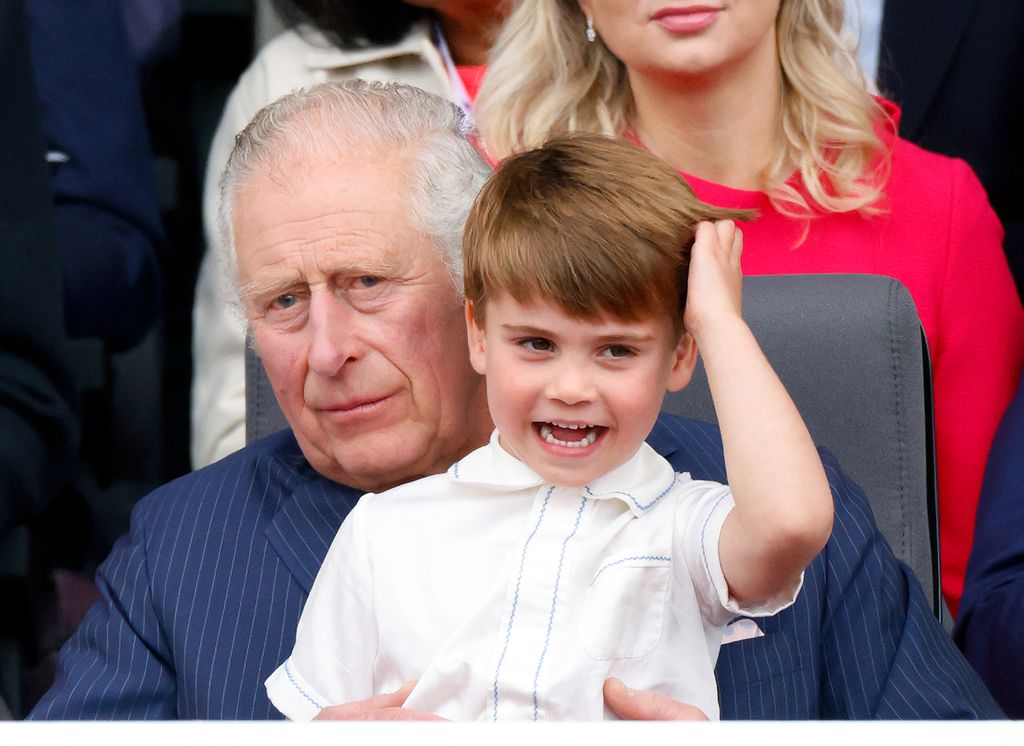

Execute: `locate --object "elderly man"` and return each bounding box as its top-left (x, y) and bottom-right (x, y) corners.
top-left (31, 81), bottom-right (999, 720)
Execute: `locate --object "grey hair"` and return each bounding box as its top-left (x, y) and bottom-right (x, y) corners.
top-left (217, 79), bottom-right (491, 316)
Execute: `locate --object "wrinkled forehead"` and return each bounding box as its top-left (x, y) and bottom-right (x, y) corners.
top-left (231, 158), bottom-right (429, 274)
top-left (235, 145), bottom-right (414, 229)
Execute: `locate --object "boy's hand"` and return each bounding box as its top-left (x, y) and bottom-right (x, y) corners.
top-left (683, 220), bottom-right (744, 341)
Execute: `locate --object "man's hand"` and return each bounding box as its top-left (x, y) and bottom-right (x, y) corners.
top-left (603, 678), bottom-right (709, 721)
top-left (313, 678), bottom-right (706, 721)
top-left (313, 681), bottom-right (445, 721)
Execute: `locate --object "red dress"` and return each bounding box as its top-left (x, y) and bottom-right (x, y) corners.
top-left (675, 107), bottom-right (1024, 613)
top-left (456, 64), bottom-right (486, 102)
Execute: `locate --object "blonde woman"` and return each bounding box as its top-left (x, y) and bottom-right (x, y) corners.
top-left (476, 0), bottom-right (1024, 614)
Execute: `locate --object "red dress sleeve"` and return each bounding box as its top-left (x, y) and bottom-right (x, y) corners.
top-left (931, 159), bottom-right (1024, 613)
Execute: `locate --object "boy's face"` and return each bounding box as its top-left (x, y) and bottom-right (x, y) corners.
top-left (466, 292), bottom-right (697, 487)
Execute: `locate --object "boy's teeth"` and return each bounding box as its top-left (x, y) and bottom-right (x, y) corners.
top-left (539, 423), bottom-right (599, 448)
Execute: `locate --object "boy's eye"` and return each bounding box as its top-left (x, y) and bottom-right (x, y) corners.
top-left (601, 345), bottom-right (634, 359)
top-left (520, 337), bottom-right (554, 352)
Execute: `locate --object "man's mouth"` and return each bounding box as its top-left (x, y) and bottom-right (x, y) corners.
top-left (537, 421), bottom-right (604, 449)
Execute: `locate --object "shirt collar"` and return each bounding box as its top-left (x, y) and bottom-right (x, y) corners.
top-left (448, 430), bottom-right (545, 490)
top-left (449, 430), bottom-right (680, 518)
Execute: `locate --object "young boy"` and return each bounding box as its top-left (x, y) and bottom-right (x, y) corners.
top-left (265, 134), bottom-right (834, 721)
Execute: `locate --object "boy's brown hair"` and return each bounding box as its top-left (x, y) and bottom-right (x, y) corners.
top-left (463, 134), bottom-right (751, 336)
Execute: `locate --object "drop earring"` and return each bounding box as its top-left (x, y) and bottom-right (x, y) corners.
top-left (586, 17), bottom-right (596, 43)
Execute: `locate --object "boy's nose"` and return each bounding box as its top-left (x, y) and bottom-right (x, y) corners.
top-left (545, 360), bottom-right (597, 405)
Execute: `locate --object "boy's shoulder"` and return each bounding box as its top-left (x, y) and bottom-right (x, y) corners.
top-left (364, 471), bottom-right (454, 506)
top-left (363, 436), bottom-right (532, 506)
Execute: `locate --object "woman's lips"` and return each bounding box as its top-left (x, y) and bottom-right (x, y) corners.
top-left (652, 6), bottom-right (720, 34)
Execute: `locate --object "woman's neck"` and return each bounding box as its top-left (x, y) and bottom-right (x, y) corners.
top-left (629, 57), bottom-right (784, 191)
top-left (437, 8), bottom-right (504, 66)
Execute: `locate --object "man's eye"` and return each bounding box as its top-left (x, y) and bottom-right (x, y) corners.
top-left (521, 338), bottom-right (554, 352)
top-left (602, 345), bottom-right (634, 359)
top-left (355, 275), bottom-right (383, 289)
top-left (272, 293), bottom-right (298, 310)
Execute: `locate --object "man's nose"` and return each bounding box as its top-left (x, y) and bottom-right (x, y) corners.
top-left (307, 291), bottom-right (361, 376)
top-left (545, 357), bottom-right (597, 405)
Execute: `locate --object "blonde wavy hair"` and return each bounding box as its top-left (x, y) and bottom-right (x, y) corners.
top-left (475, 0), bottom-right (890, 217)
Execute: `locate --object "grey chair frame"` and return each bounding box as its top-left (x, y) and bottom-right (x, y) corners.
top-left (661, 274), bottom-right (939, 617)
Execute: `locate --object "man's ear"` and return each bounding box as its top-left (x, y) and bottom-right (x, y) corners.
top-left (666, 332), bottom-right (698, 392)
top-left (465, 300), bottom-right (487, 375)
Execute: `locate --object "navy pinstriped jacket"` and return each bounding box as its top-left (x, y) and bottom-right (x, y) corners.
top-left (30, 415), bottom-right (1001, 719)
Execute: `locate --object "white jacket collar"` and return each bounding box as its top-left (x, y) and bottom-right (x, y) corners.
top-left (299, 20), bottom-right (442, 74)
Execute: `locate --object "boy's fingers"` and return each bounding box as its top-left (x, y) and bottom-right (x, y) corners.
top-left (694, 220), bottom-right (717, 250)
top-left (714, 219), bottom-right (736, 250)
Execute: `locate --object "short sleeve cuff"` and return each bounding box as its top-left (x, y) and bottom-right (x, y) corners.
top-left (265, 657), bottom-right (326, 721)
top-left (699, 497), bottom-right (804, 622)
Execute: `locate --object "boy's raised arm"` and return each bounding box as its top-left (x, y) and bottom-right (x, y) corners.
top-left (685, 221), bottom-right (833, 608)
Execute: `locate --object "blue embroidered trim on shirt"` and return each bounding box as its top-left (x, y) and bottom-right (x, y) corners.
top-left (284, 658), bottom-right (323, 710)
top-left (531, 494), bottom-right (588, 721)
top-left (492, 485), bottom-right (555, 721)
top-left (585, 471), bottom-right (678, 512)
top-left (590, 555), bottom-right (672, 587)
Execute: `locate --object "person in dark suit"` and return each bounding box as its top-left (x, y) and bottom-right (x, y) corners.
top-left (29, 81), bottom-right (1001, 720)
top-left (877, 1), bottom-right (1024, 297)
top-left (25, 0), bottom-right (166, 352)
top-left (954, 372), bottom-right (1024, 717)
top-left (0, 0), bottom-right (80, 717)
top-left (0, 0), bottom-right (79, 547)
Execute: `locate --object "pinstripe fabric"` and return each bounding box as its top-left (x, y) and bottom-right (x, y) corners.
top-left (31, 419), bottom-right (1001, 720)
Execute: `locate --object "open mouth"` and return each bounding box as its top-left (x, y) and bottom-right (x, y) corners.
top-left (536, 421), bottom-right (605, 449)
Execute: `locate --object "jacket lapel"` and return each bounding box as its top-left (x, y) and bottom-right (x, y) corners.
top-left (878, 0), bottom-right (979, 139)
top-left (265, 460), bottom-right (361, 594)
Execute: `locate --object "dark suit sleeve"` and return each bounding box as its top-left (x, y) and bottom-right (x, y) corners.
top-left (28, 494), bottom-right (178, 719)
top-left (954, 374), bottom-right (1024, 717)
top-left (652, 416), bottom-right (1001, 718)
top-left (815, 455), bottom-right (1001, 719)
top-left (879, 1), bottom-right (1024, 295)
top-left (25, 0), bottom-right (166, 352)
top-left (0, 0), bottom-right (78, 540)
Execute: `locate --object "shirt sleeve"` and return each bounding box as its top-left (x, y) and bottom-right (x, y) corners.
top-left (265, 499), bottom-right (378, 720)
top-left (673, 477), bottom-right (802, 626)
top-left (27, 497), bottom-right (178, 719)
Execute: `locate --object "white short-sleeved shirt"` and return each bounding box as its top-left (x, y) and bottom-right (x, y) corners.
top-left (266, 432), bottom-right (800, 720)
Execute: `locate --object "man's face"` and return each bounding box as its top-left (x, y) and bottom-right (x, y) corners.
top-left (467, 292), bottom-right (696, 487)
top-left (234, 155), bottom-right (491, 492)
